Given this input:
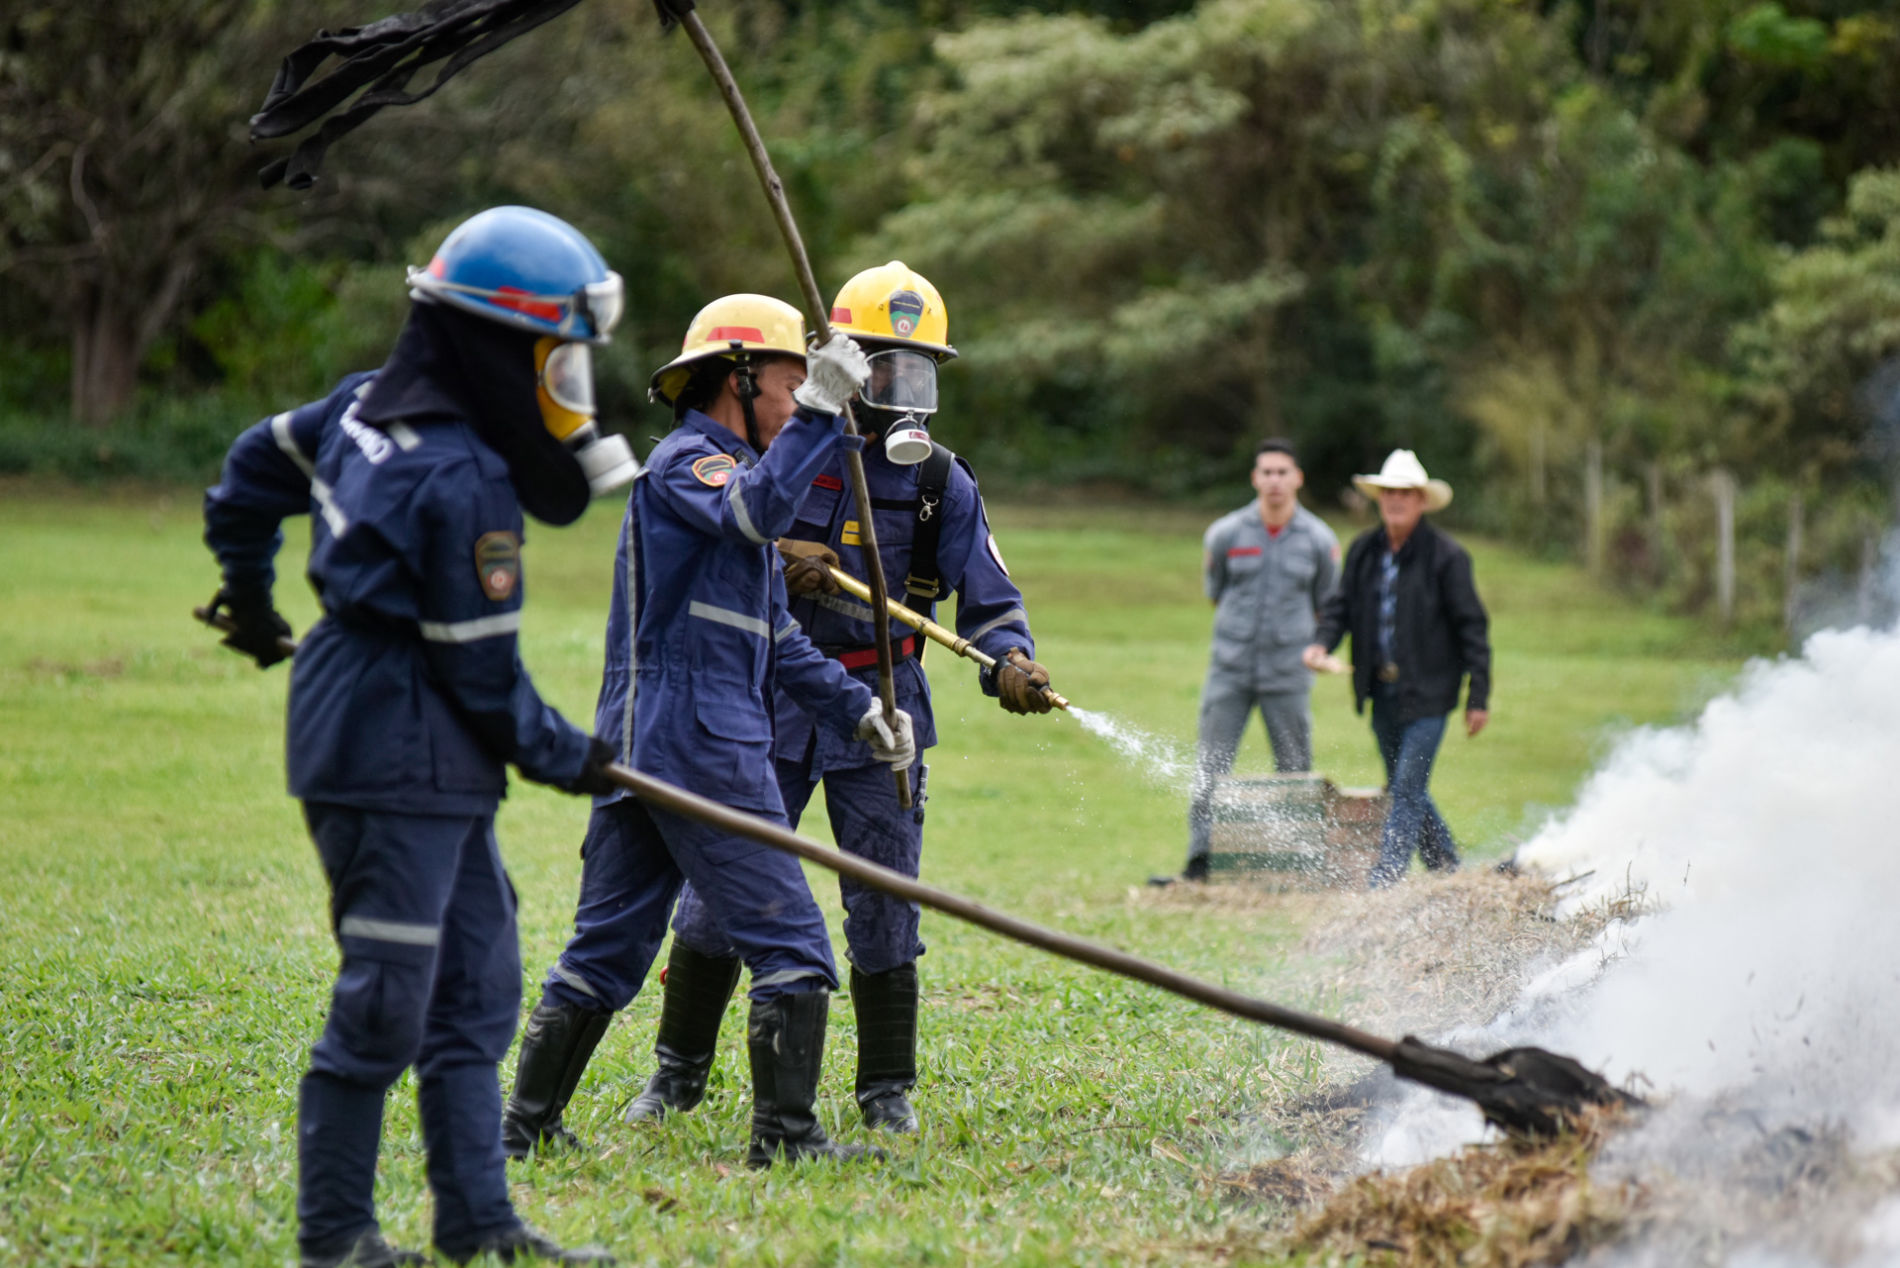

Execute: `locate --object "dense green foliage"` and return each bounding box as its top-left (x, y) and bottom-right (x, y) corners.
top-left (4, 0), bottom-right (1900, 628)
top-left (0, 488), bottom-right (1741, 1265)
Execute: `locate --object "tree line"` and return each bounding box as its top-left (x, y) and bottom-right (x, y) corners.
top-left (3, 0), bottom-right (1898, 634)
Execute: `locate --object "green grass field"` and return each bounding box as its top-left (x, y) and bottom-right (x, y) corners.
top-left (0, 483), bottom-right (1743, 1265)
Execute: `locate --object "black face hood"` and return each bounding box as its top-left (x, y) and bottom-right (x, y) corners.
top-left (357, 302), bottom-right (592, 526)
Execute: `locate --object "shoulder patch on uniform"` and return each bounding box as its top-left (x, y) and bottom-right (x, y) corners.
top-left (692, 454), bottom-right (737, 487)
top-left (987, 532), bottom-right (1010, 577)
top-left (1331, 542), bottom-right (1343, 563)
top-left (475, 531), bottom-right (521, 601)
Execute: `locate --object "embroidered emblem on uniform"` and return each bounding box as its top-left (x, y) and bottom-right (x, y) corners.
top-left (475, 532), bottom-right (521, 600)
top-left (692, 454), bottom-right (737, 487)
top-left (841, 519), bottom-right (861, 546)
top-left (888, 290), bottom-right (925, 338)
top-left (988, 533), bottom-right (1010, 576)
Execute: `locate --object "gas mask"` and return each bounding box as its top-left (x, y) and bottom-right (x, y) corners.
top-left (535, 336), bottom-right (638, 496)
top-left (862, 348), bottom-right (938, 465)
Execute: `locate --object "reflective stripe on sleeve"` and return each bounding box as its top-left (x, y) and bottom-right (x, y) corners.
top-left (967, 607), bottom-right (1029, 644)
top-left (727, 477), bottom-right (769, 545)
top-left (418, 611), bottom-right (523, 643)
top-left (338, 915), bottom-right (440, 947)
top-left (687, 601), bottom-right (771, 639)
top-left (311, 478), bottom-right (349, 537)
top-left (775, 621), bottom-right (799, 643)
top-left (384, 421), bottom-right (422, 451)
top-left (270, 411), bottom-right (315, 477)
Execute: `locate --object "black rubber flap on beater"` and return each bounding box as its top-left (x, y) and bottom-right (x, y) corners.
top-left (1390, 1036), bottom-right (1644, 1137)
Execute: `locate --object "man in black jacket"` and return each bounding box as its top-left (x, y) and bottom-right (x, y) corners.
top-left (1304, 450), bottom-right (1490, 888)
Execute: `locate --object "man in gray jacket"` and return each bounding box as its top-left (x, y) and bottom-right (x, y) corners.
top-left (1158, 439), bottom-right (1340, 884)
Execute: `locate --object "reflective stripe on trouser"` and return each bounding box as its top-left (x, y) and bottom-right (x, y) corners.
top-left (1186, 681), bottom-right (1313, 862)
top-left (673, 756), bottom-right (927, 977)
top-left (297, 804), bottom-right (521, 1257)
top-left (544, 797), bottom-right (837, 1011)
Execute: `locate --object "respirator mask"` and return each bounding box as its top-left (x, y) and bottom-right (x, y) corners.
top-left (861, 348), bottom-right (938, 465)
top-left (535, 336), bottom-right (638, 495)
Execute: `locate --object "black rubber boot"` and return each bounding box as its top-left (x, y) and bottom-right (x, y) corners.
top-left (300, 1228), bottom-right (428, 1268)
top-left (1149, 854), bottom-right (1210, 887)
top-left (852, 963), bottom-right (919, 1133)
top-left (501, 998), bottom-right (611, 1160)
top-left (444, 1222), bottom-right (615, 1265)
top-left (624, 943), bottom-right (742, 1124)
top-left (745, 990), bottom-right (886, 1168)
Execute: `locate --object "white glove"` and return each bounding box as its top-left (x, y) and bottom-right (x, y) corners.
top-left (855, 703), bottom-right (916, 771)
top-left (793, 334), bottom-right (871, 416)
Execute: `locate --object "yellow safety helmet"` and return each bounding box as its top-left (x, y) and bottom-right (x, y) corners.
top-left (648, 293), bottom-right (806, 406)
top-left (828, 261), bottom-right (956, 362)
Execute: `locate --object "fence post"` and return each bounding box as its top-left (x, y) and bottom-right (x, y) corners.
top-left (1712, 468), bottom-right (1736, 630)
top-left (1858, 532), bottom-right (1879, 626)
top-left (1782, 489), bottom-right (1804, 636)
top-left (1649, 461), bottom-right (1664, 585)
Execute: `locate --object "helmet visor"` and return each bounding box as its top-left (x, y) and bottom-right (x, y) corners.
top-left (542, 341), bottom-right (596, 415)
top-left (581, 272), bottom-right (624, 338)
top-left (861, 349), bottom-right (938, 414)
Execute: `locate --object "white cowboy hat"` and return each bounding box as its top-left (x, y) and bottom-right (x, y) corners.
top-left (1352, 449), bottom-right (1453, 512)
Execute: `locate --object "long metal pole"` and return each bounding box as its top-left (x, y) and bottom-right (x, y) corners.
top-left (675, 10), bottom-right (910, 810)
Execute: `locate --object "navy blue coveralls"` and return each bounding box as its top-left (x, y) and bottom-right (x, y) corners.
top-left (669, 439), bottom-right (1034, 974)
top-left (540, 406), bottom-right (872, 1013)
top-left (204, 373), bottom-right (593, 1258)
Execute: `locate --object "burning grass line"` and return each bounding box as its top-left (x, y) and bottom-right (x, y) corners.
top-left (1275, 1105), bottom-right (1638, 1267)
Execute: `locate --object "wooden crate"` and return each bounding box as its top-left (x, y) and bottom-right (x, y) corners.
top-left (1207, 775), bottom-right (1388, 891)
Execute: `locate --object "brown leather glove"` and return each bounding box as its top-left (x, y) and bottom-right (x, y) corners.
top-left (776, 538), bottom-right (841, 598)
top-left (996, 649), bottom-right (1054, 715)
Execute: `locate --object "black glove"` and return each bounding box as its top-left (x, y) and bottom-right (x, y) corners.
top-left (209, 587), bottom-right (293, 669)
top-left (564, 736), bottom-right (621, 798)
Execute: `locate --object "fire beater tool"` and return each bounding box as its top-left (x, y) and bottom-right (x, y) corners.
top-left (194, 607), bottom-right (1640, 1136)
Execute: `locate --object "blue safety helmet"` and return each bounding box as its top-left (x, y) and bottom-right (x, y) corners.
top-left (406, 206), bottom-right (624, 346)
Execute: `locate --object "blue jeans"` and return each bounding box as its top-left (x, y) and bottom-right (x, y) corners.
top-left (1367, 687), bottom-right (1458, 888)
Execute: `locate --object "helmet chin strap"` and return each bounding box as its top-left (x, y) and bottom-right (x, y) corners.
top-left (735, 362), bottom-right (764, 454)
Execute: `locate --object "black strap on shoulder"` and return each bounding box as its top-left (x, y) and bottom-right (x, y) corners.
top-left (904, 442), bottom-right (956, 602)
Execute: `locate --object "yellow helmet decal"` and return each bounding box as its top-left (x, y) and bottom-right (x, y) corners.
top-left (828, 261), bottom-right (956, 362)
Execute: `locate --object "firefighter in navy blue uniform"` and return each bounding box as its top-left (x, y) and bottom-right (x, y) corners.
top-left (501, 293), bottom-right (916, 1168)
top-left (616, 262), bottom-right (1054, 1136)
top-left (202, 207), bottom-right (633, 1268)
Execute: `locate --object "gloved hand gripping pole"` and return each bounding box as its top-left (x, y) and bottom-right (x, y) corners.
top-left (672, 7), bottom-right (910, 810)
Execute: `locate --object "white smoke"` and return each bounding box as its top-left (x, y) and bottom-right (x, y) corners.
top-left (1519, 625), bottom-right (1900, 1120)
top-left (1364, 625), bottom-right (1900, 1263)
